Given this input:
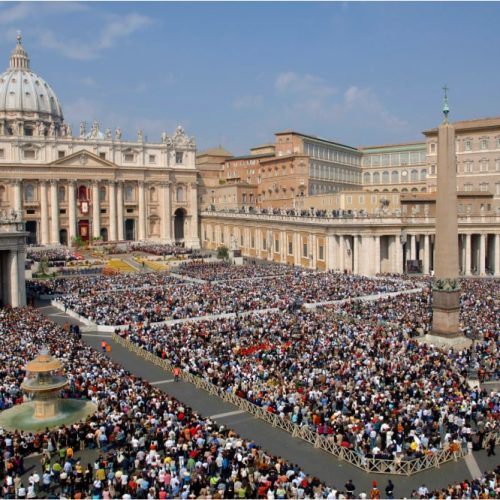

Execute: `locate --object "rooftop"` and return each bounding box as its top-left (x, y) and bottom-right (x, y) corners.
top-left (275, 130), bottom-right (359, 152)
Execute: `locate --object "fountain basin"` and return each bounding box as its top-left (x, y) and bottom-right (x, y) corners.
top-left (0, 399), bottom-right (96, 432)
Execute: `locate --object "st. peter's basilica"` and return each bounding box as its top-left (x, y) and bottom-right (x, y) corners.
top-left (0, 34), bottom-right (200, 248)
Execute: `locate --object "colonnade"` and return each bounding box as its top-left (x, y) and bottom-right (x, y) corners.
top-left (202, 218), bottom-right (500, 277)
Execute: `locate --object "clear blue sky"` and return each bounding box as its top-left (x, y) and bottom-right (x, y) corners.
top-left (1, 2), bottom-right (499, 154)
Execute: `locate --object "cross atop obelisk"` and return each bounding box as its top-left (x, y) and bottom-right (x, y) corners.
top-left (442, 84), bottom-right (449, 122)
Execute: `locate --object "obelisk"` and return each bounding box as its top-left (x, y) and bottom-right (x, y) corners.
top-left (428, 87), bottom-right (466, 345)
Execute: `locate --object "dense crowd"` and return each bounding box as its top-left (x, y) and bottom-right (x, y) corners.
top-left (120, 299), bottom-right (499, 460)
top-left (26, 247), bottom-right (82, 263)
top-left (0, 307), bottom-right (334, 499)
top-left (27, 273), bottom-right (185, 297)
top-left (332, 280), bottom-right (499, 380)
top-left (53, 271), bottom-right (421, 325)
top-left (128, 243), bottom-right (202, 257)
top-left (176, 262), bottom-right (314, 282)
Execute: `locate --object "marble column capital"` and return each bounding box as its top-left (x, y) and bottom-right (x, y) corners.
top-left (67, 179), bottom-right (77, 186)
top-left (49, 179), bottom-right (59, 186)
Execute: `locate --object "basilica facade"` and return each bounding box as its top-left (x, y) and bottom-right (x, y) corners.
top-left (0, 35), bottom-right (200, 248)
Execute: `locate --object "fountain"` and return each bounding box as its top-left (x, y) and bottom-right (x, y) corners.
top-left (0, 348), bottom-right (96, 432)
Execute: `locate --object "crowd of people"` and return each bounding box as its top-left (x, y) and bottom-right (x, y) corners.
top-left (26, 247), bottom-right (82, 264)
top-left (53, 273), bottom-right (418, 325)
top-left (119, 291), bottom-right (498, 461)
top-left (127, 243), bottom-right (205, 258)
top-left (52, 271), bottom-right (421, 325)
top-left (0, 307), bottom-right (335, 499)
top-left (176, 262), bottom-right (314, 282)
top-left (2, 258), bottom-right (499, 498)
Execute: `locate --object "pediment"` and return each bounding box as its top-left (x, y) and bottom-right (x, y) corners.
top-left (49, 150), bottom-right (117, 169)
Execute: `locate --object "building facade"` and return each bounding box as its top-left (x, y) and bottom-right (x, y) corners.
top-left (0, 35), bottom-right (200, 247)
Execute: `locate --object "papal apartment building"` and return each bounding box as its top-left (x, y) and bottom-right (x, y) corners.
top-left (0, 35), bottom-right (200, 248)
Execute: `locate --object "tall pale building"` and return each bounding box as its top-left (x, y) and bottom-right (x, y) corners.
top-left (0, 34), bottom-right (200, 248)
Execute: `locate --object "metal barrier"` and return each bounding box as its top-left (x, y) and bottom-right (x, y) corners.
top-left (113, 333), bottom-right (499, 476)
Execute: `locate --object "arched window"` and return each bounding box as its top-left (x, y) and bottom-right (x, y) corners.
top-left (124, 184), bottom-right (134, 202)
top-left (420, 169), bottom-right (427, 181)
top-left (24, 184), bottom-right (35, 202)
top-left (410, 169), bottom-right (418, 182)
top-left (58, 186), bottom-right (66, 202)
top-left (391, 171), bottom-right (399, 184)
top-left (363, 172), bottom-right (371, 184)
top-left (99, 186), bottom-right (106, 202)
top-left (411, 187), bottom-right (418, 192)
top-left (401, 170), bottom-right (408, 183)
top-left (373, 172), bottom-right (380, 184)
top-left (176, 185), bottom-right (185, 202)
top-left (382, 171), bottom-right (389, 184)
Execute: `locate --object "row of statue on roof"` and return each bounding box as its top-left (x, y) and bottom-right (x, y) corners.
top-left (77, 121), bottom-right (195, 147)
top-left (4, 119), bottom-right (195, 147)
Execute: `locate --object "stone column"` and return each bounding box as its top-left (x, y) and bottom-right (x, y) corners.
top-left (162, 181), bottom-right (172, 243)
top-left (39, 181), bottom-right (49, 245)
top-left (494, 234), bottom-right (500, 277)
top-left (16, 249), bottom-right (26, 306)
top-left (189, 181), bottom-right (200, 248)
top-left (394, 235), bottom-right (403, 274)
top-left (280, 231), bottom-right (286, 263)
top-left (9, 250), bottom-right (19, 307)
top-left (353, 235), bottom-right (360, 274)
top-left (479, 233), bottom-right (486, 276)
top-left (465, 234), bottom-right (471, 276)
top-left (50, 180), bottom-right (59, 245)
top-left (13, 180), bottom-right (22, 210)
top-left (68, 180), bottom-right (77, 245)
top-left (92, 180), bottom-right (100, 239)
top-left (108, 181), bottom-right (117, 241)
top-left (311, 234), bottom-right (317, 269)
top-left (410, 234), bottom-right (417, 260)
top-left (138, 181), bottom-right (146, 240)
top-left (116, 182), bottom-right (124, 241)
top-left (423, 234), bottom-right (430, 275)
top-left (294, 233), bottom-right (300, 266)
top-left (326, 234), bottom-right (335, 270)
top-left (374, 235), bottom-right (381, 275)
top-left (338, 235), bottom-right (345, 271)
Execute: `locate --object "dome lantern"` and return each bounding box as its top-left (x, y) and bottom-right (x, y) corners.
top-left (9, 31), bottom-right (30, 70)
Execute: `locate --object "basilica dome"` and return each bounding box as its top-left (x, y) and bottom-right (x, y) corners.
top-left (0, 34), bottom-right (64, 131)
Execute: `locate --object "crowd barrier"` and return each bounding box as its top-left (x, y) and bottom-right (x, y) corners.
top-left (113, 333), bottom-right (499, 476)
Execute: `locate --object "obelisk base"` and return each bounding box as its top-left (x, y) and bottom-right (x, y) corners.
top-left (431, 289), bottom-right (461, 336)
top-left (421, 288), bottom-right (471, 349)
